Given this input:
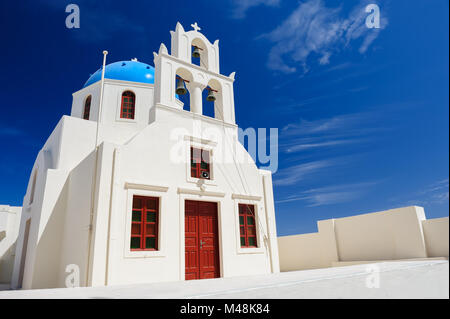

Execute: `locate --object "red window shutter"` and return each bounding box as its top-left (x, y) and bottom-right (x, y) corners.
top-left (83, 96), bottom-right (91, 120)
top-left (238, 204), bottom-right (257, 248)
top-left (121, 91), bottom-right (135, 119)
top-left (130, 195), bottom-right (159, 251)
top-left (190, 147), bottom-right (210, 180)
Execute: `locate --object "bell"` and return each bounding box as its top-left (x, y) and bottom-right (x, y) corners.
top-left (176, 79), bottom-right (187, 95)
top-left (206, 89), bottom-right (216, 102)
top-left (192, 46), bottom-right (201, 58)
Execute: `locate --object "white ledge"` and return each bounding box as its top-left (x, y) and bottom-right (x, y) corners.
top-left (183, 135), bottom-right (218, 146)
top-left (124, 183), bottom-right (169, 192)
top-left (231, 194), bottom-right (262, 201)
top-left (155, 103), bottom-right (237, 129)
top-left (177, 187), bottom-right (225, 197)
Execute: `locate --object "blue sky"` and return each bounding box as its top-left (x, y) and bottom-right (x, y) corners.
top-left (0, 0), bottom-right (448, 235)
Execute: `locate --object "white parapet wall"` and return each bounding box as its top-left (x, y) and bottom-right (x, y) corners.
top-left (278, 206), bottom-right (449, 272)
top-left (422, 217), bottom-right (449, 258)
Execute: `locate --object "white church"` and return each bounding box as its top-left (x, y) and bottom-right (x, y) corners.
top-left (7, 22), bottom-right (280, 289)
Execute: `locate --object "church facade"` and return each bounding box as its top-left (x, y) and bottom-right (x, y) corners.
top-left (10, 23), bottom-right (280, 289)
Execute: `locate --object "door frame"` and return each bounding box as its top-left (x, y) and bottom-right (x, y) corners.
top-left (178, 194), bottom-right (224, 281)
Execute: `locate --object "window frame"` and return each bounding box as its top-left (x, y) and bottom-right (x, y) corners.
top-left (124, 186), bottom-right (167, 259)
top-left (238, 203), bottom-right (258, 248)
top-left (120, 91), bottom-right (136, 120)
top-left (190, 147), bottom-right (211, 180)
top-left (83, 95), bottom-right (91, 120)
top-left (130, 195), bottom-right (159, 251)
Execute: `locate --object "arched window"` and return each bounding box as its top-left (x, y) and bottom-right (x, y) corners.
top-left (120, 91), bottom-right (136, 119)
top-left (83, 95), bottom-right (91, 120)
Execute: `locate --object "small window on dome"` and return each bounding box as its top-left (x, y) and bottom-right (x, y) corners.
top-left (120, 91), bottom-right (135, 119)
top-left (83, 95), bottom-right (91, 120)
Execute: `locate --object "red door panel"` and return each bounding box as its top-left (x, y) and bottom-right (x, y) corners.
top-left (185, 200), bottom-right (220, 280)
top-left (185, 201), bottom-right (199, 280)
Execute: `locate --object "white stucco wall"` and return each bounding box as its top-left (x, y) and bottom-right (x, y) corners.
top-left (0, 205), bottom-right (22, 285)
top-left (100, 105), bottom-right (275, 286)
top-left (11, 116), bottom-right (97, 289)
top-left (334, 206), bottom-right (428, 261)
top-left (423, 217), bottom-right (449, 258)
top-left (278, 206), bottom-right (449, 272)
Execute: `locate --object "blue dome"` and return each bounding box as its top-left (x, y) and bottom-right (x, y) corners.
top-left (83, 60), bottom-right (155, 88)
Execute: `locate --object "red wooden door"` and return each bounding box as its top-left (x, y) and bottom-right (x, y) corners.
top-left (185, 200), bottom-right (220, 280)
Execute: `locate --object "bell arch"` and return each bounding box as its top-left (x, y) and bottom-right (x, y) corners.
top-left (170, 22), bottom-right (220, 73)
top-left (175, 67), bottom-right (194, 112)
top-left (205, 78), bottom-right (224, 120)
top-left (191, 38), bottom-right (209, 69)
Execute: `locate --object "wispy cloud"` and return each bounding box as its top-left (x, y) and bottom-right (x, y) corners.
top-left (259, 0), bottom-right (387, 73)
top-left (273, 159), bottom-right (332, 186)
top-left (415, 179), bottom-right (449, 205)
top-left (390, 179), bottom-right (449, 208)
top-left (279, 112), bottom-right (386, 154)
top-left (284, 138), bottom-right (364, 153)
top-left (277, 181), bottom-right (378, 206)
top-left (272, 157), bottom-right (356, 186)
top-left (230, 0), bottom-right (280, 19)
top-left (282, 113), bottom-right (371, 135)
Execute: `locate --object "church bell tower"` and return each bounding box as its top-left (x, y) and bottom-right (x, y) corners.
top-left (153, 22), bottom-right (236, 124)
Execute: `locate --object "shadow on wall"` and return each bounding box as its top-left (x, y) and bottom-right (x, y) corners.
top-left (0, 244), bottom-right (17, 284)
top-left (27, 177), bottom-right (70, 289)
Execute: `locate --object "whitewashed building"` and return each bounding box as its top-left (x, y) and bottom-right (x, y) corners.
top-left (10, 23), bottom-right (280, 289)
top-left (0, 205), bottom-right (22, 289)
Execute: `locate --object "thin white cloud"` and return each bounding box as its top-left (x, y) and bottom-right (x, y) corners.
top-left (277, 181), bottom-right (378, 206)
top-left (230, 0), bottom-right (280, 19)
top-left (279, 111), bottom-right (388, 156)
top-left (273, 159), bottom-right (334, 186)
top-left (390, 179), bottom-right (450, 207)
top-left (260, 0), bottom-right (387, 73)
top-left (281, 112), bottom-right (378, 137)
top-left (417, 179), bottom-right (449, 205)
top-left (418, 179), bottom-right (449, 196)
top-left (285, 139), bottom-right (363, 152)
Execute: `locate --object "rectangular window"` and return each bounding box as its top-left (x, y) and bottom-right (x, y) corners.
top-left (238, 204), bottom-right (257, 248)
top-left (130, 196), bottom-right (159, 251)
top-left (190, 147), bottom-right (210, 180)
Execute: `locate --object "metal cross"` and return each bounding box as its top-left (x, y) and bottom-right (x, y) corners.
top-left (191, 22), bottom-right (201, 32)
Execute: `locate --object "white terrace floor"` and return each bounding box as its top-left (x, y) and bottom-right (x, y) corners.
top-left (0, 260), bottom-right (448, 299)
